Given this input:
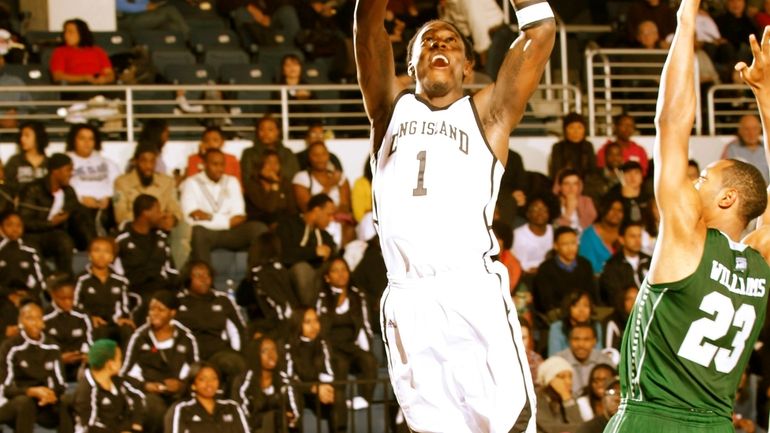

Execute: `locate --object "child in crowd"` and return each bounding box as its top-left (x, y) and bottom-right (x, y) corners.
top-left (43, 273), bottom-right (93, 381)
top-left (0, 212), bottom-right (46, 301)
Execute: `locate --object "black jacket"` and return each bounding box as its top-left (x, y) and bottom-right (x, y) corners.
top-left (120, 321), bottom-right (199, 384)
top-left (74, 268), bottom-right (131, 323)
top-left (599, 252), bottom-right (650, 307)
top-left (276, 215), bottom-right (336, 268)
top-left (0, 238), bottom-right (46, 299)
top-left (533, 256), bottom-right (597, 315)
top-left (165, 398), bottom-right (249, 433)
top-left (232, 368), bottom-right (286, 430)
top-left (0, 331), bottom-right (66, 399)
top-left (316, 286), bottom-right (374, 356)
top-left (176, 290), bottom-right (246, 360)
top-left (238, 261), bottom-right (297, 338)
top-left (114, 227), bottom-right (178, 299)
top-left (43, 305), bottom-right (93, 353)
top-left (73, 368), bottom-right (145, 433)
top-left (284, 337), bottom-right (335, 420)
top-left (17, 176), bottom-right (78, 233)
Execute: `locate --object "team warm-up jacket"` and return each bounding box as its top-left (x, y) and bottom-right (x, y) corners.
top-left (114, 227), bottom-right (178, 299)
top-left (244, 262), bottom-right (297, 337)
top-left (284, 337), bottom-right (335, 420)
top-left (276, 215), bottom-right (336, 268)
top-left (43, 305), bottom-right (93, 354)
top-left (73, 368), bottom-right (145, 433)
top-left (0, 238), bottom-right (46, 298)
top-left (120, 320), bottom-right (199, 383)
top-left (316, 286), bottom-right (374, 356)
top-left (166, 398), bottom-right (249, 433)
top-left (233, 368), bottom-right (287, 430)
top-left (74, 268), bottom-right (131, 323)
top-left (176, 290), bottom-right (246, 360)
top-left (0, 331), bottom-right (66, 403)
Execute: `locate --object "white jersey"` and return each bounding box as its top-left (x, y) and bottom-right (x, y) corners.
top-left (372, 92), bottom-right (503, 278)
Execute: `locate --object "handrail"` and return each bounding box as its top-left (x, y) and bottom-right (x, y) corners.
top-left (707, 84), bottom-right (753, 136)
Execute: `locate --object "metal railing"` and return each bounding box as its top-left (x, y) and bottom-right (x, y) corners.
top-left (706, 84), bottom-right (755, 136)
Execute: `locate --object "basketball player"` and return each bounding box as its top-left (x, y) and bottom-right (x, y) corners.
top-left (354, 0), bottom-right (555, 431)
top-left (604, 0), bottom-right (770, 432)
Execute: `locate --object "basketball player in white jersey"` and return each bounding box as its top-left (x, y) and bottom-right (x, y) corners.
top-left (354, 1), bottom-right (555, 432)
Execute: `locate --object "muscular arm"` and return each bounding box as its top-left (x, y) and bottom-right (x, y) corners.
top-left (647, 0), bottom-right (706, 284)
top-left (473, 0), bottom-right (555, 163)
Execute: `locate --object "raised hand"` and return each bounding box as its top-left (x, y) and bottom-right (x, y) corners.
top-left (736, 27), bottom-right (770, 92)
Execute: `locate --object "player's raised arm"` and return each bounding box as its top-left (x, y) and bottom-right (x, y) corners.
top-left (474, 0), bottom-right (555, 162)
top-left (354, 0), bottom-right (404, 133)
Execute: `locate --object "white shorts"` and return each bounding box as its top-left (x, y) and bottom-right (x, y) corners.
top-left (380, 263), bottom-right (536, 433)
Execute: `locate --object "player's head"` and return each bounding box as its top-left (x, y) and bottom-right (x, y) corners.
top-left (694, 159), bottom-right (767, 228)
top-left (407, 20), bottom-right (474, 97)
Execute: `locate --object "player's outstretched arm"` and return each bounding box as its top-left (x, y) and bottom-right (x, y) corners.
top-left (354, 0), bottom-right (404, 144)
top-left (473, 0), bottom-right (555, 163)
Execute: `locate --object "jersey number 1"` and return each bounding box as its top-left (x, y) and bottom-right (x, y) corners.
top-left (677, 291), bottom-right (756, 374)
top-left (412, 151), bottom-right (428, 197)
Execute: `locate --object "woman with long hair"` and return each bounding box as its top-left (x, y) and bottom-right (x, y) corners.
top-left (50, 18), bottom-right (115, 84)
top-left (547, 289), bottom-right (604, 357)
top-left (6, 121), bottom-right (48, 194)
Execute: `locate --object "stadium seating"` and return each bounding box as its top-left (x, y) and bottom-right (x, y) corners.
top-left (93, 31), bottom-right (133, 56)
top-left (204, 49), bottom-right (250, 72)
top-left (190, 28), bottom-right (240, 55)
top-left (132, 30), bottom-right (186, 50)
top-left (152, 49), bottom-right (196, 81)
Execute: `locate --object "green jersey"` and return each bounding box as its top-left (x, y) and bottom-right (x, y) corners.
top-left (619, 229), bottom-right (770, 419)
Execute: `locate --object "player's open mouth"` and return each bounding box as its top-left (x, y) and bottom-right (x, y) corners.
top-left (430, 54), bottom-right (450, 68)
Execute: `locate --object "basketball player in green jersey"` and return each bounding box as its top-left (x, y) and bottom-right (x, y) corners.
top-left (604, 1), bottom-right (770, 432)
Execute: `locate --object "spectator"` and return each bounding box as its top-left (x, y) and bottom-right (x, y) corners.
top-left (595, 114), bottom-right (649, 176)
top-left (43, 273), bottom-right (92, 381)
top-left (74, 236), bottom-right (135, 346)
top-left (576, 376), bottom-right (621, 433)
top-left (185, 126), bottom-right (242, 182)
top-left (317, 257), bottom-right (377, 408)
top-left (605, 161), bottom-right (650, 226)
top-left (50, 18), bottom-right (115, 84)
top-left (577, 364), bottom-right (616, 422)
top-left (121, 290), bottom-right (199, 433)
top-left (438, 0), bottom-right (504, 65)
top-left (492, 220), bottom-right (522, 294)
top-left (533, 227), bottom-right (596, 317)
top-left (243, 149), bottom-right (297, 230)
top-left (555, 324), bottom-right (614, 397)
top-left (599, 222), bottom-right (649, 307)
top-left (0, 300), bottom-right (68, 433)
top-left (66, 124), bottom-right (120, 249)
top-left (579, 198), bottom-right (624, 275)
top-left (548, 112), bottom-right (596, 179)
top-left (0, 282), bottom-right (28, 345)
top-left (176, 261), bottom-right (247, 390)
top-left (73, 339), bottom-right (145, 433)
top-left (603, 285), bottom-right (638, 351)
top-left (548, 290), bottom-right (604, 357)
top-left (697, 6), bottom-right (737, 84)
top-left (278, 53), bottom-right (313, 102)
top-left (0, 212), bottom-right (46, 300)
top-left (496, 148), bottom-right (528, 227)
top-left (535, 356), bottom-right (583, 433)
top-left (716, 0), bottom-right (758, 65)
top-left (553, 169), bottom-right (597, 232)
top-left (351, 158), bottom-right (373, 224)
top-left (116, 0), bottom-right (190, 40)
top-left (722, 114), bottom-right (769, 183)
top-left (165, 362), bottom-right (249, 433)
top-left (0, 54), bottom-right (30, 130)
top-left (114, 194), bottom-right (179, 321)
top-left (242, 115), bottom-right (300, 184)
top-left (634, 20), bottom-right (661, 48)
top-left (276, 193), bottom-right (336, 307)
top-left (294, 0), bottom-right (351, 81)
top-left (520, 317), bottom-right (543, 384)
top-left (17, 153), bottom-right (78, 273)
top-left (583, 142), bottom-right (623, 207)
top-left (5, 121), bottom-right (48, 195)
top-left (236, 0), bottom-right (301, 48)
top-left (512, 196), bottom-right (555, 275)
top-left (181, 149), bottom-right (266, 266)
top-left (135, 119), bottom-right (170, 174)
top-left (626, 0), bottom-right (676, 46)
top-left (296, 123), bottom-right (343, 172)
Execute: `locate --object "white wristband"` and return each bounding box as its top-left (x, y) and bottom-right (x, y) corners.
top-left (516, 1), bottom-right (555, 30)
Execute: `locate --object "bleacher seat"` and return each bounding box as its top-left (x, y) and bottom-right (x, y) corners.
top-left (25, 31), bottom-right (61, 61)
top-left (204, 48), bottom-right (250, 71)
top-left (163, 64), bottom-right (216, 84)
top-left (132, 30), bottom-right (186, 50)
top-left (190, 29), bottom-right (239, 55)
top-left (218, 63), bottom-right (274, 120)
top-left (93, 31), bottom-right (133, 56)
top-left (152, 49), bottom-right (196, 80)
top-left (210, 250), bottom-right (248, 292)
top-left (1, 64), bottom-right (51, 86)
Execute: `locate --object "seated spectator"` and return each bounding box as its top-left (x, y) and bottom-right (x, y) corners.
top-left (296, 123), bottom-right (343, 172)
top-left (549, 113), bottom-right (596, 179)
top-left (716, 0), bottom-right (758, 66)
top-left (603, 285), bottom-right (638, 351)
top-left (576, 363), bottom-right (616, 422)
top-left (0, 300), bottom-right (67, 433)
top-left (182, 149), bottom-right (266, 266)
top-left (493, 220), bottom-right (522, 294)
top-left (114, 194), bottom-right (179, 322)
top-left (243, 149), bottom-right (297, 230)
top-left (43, 273), bottom-right (92, 381)
top-left (185, 126), bottom-right (242, 182)
top-left (114, 143), bottom-right (181, 230)
top-left (237, 0), bottom-right (301, 48)
top-left (697, 6), bottom-right (737, 84)
top-left (534, 228), bottom-right (596, 318)
top-left (555, 323), bottom-right (614, 397)
top-left (535, 356), bottom-right (583, 433)
top-left (0, 163), bottom-right (13, 217)
top-left (626, 0), bottom-right (676, 46)
top-left (18, 153), bottom-right (78, 273)
top-left (599, 222), bottom-right (650, 307)
top-left (116, 0), bottom-right (190, 40)
top-left (284, 307), bottom-right (347, 432)
top-left (554, 170), bottom-right (597, 233)
top-left (234, 336), bottom-right (292, 431)
top-left (66, 124), bottom-right (120, 248)
top-left (438, 0), bottom-right (503, 66)
top-left (0, 212), bottom-right (46, 300)
top-left (513, 196), bottom-right (555, 275)
top-left (278, 54), bottom-right (313, 102)
top-left (579, 198), bottom-right (624, 275)
top-left (496, 149), bottom-right (527, 227)
top-left (548, 290), bottom-right (604, 357)
top-left (293, 141), bottom-right (353, 246)
top-left (242, 115), bottom-right (300, 184)
top-left (576, 376), bottom-right (621, 433)
top-left (5, 121), bottom-right (48, 195)
top-left (0, 54), bottom-right (30, 130)
top-left (605, 161), bottom-right (650, 226)
top-left (121, 290), bottom-right (199, 433)
top-left (722, 114), bottom-right (769, 183)
top-left (176, 261), bottom-right (247, 390)
top-left (0, 282), bottom-right (27, 345)
top-left (276, 193), bottom-right (337, 307)
top-left (633, 20), bottom-right (662, 49)
top-left (583, 142), bottom-right (623, 207)
top-left (135, 119), bottom-right (170, 174)
top-left (595, 114), bottom-right (649, 176)
top-left (520, 317), bottom-right (543, 384)
top-left (74, 236), bottom-right (134, 346)
top-left (50, 18), bottom-right (115, 84)
top-left (351, 158), bottom-right (372, 224)
top-left (73, 339), bottom-right (145, 433)
top-left (294, 0), bottom-right (351, 81)
top-left (317, 257), bottom-right (377, 408)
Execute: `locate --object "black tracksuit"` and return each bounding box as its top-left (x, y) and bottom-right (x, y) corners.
top-left (276, 216), bottom-right (336, 268)
top-left (164, 398), bottom-right (249, 433)
top-left (0, 238), bottom-right (46, 300)
top-left (239, 261), bottom-right (297, 339)
top-left (232, 368), bottom-right (286, 431)
top-left (44, 304), bottom-right (93, 381)
top-left (73, 369), bottom-right (145, 433)
top-left (176, 290), bottom-right (246, 360)
top-left (120, 321), bottom-right (200, 384)
top-left (74, 268), bottom-right (134, 345)
top-left (598, 252), bottom-right (651, 307)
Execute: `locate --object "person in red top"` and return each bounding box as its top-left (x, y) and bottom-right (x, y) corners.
top-left (595, 114), bottom-right (649, 176)
top-left (49, 19), bottom-right (115, 85)
top-left (185, 126), bottom-right (242, 182)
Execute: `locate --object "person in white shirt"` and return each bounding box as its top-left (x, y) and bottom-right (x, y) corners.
top-left (512, 196), bottom-right (556, 274)
top-left (180, 149), bottom-right (267, 266)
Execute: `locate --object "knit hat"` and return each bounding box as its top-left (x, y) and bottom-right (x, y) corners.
top-left (151, 290), bottom-right (180, 311)
top-left (47, 153), bottom-right (72, 171)
top-left (88, 339), bottom-right (118, 370)
top-left (536, 356), bottom-right (573, 387)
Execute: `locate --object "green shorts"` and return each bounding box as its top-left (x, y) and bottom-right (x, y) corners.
top-left (603, 401), bottom-right (733, 433)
